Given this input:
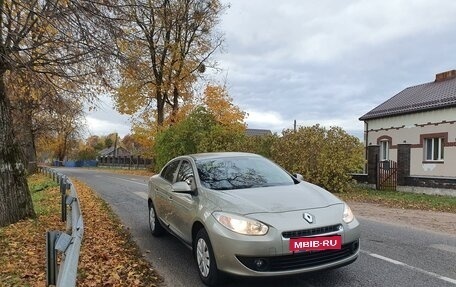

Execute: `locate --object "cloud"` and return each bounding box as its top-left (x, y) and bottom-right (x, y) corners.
top-left (215, 0), bottom-right (456, 137)
top-left (85, 95), bottom-right (132, 137)
top-left (86, 116), bottom-right (131, 138)
top-left (245, 110), bottom-right (288, 132)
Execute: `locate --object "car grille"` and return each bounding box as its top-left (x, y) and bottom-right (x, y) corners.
top-left (282, 224), bottom-right (342, 238)
top-left (236, 240), bottom-right (359, 272)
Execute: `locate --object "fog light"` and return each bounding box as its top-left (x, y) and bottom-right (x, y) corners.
top-left (253, 258), bottom-right (269, 271)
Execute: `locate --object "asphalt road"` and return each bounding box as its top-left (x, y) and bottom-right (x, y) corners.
top-left (58, 168), bottom-right (456, 287)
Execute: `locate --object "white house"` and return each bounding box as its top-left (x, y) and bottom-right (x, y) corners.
top-left (359, 70), bottom-right (456, 192)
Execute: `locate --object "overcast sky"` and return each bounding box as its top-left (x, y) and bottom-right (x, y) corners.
top-left (86, 0), bottom-right (456, 139)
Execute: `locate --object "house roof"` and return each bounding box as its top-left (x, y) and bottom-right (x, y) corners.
top-left (245, 128), bottom-right (272, 136)
top-left (98, 146), bottom-right (131, 156)
top-left (360, 71), bottom-right (456, 121)
top-left (99, 146), bottom-right (115, 156)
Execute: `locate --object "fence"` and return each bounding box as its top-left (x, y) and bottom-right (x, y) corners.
top-left (98, 155), bottom-right (153, 169)
top-left (376, 160), bottom-right (398, 190)
top-left (39, 166), bottom-right (84, 287)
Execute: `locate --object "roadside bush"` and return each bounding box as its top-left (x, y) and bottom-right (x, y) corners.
top-left (154, 107), bottom-right (215, 169)
top-left (271, 125), bottom-right (364, 193)
top-left (154, 107), bottom-right (247, 170)
top-left (239, 133), bottom-right (279, 158)
top-left (198, 125), bottom-right (247, 153)
top-left (155, 111), bottom-right (363, 193)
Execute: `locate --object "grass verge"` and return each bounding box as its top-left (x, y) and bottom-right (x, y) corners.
top-left (0, 173), bottom-right (162, 287)
top-left (85, 167), bottom-right (154, 177)
top-left (337, 186), bottom-right (456, 213)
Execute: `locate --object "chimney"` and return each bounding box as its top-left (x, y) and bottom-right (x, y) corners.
top-left (435, 70), bottom-right (456, 82)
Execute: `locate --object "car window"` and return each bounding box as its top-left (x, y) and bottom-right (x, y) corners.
top-left (161, 160), bottom-right (180, 183)
top-left (176, 160), bottom-right (196, 189)
top-left (196, 156), bottom-right (295, 190)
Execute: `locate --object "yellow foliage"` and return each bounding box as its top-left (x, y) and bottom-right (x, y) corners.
top-left (203, 85), bottom-right (246, 130)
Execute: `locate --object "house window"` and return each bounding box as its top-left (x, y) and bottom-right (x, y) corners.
top-left (380, 140), bottom-right (389, 161)
top-left (424, 137), bottom-right (444, 161)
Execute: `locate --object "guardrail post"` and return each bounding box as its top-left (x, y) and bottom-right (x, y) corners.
top-left (46, 231), bottom-right (60, 286)
top-left (61, 176), bottom-right (67, 222)
top-left (66, 181), bottom-right (72, 233)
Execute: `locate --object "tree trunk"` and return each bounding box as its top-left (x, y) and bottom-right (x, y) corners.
top-left (13, 106), bottom-right (38, 174)
top-left (170, 86), bottom-right (179, 124)
top-left (157, 91), bottom-right (166, 126)
top-left (0, 73), bottom-right (36, 227)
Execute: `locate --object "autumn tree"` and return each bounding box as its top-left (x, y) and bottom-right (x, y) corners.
top-left (202, 84), bottom-right (246, 129)
top-left (41, 101), bottom-right (86, 162)
top-left (0, 0), bottom-right (114, 227)
top-left (122, 134), bottom-right (143, 155)
top-left (86, 135), bottom-right (105, 151)
top-left (112, 0), bottom-right (225, 131)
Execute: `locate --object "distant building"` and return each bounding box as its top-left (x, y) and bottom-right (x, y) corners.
top-left (98, 146), bottom-right (131, 157)
top-left (245, 128), bottom-right (272, 137)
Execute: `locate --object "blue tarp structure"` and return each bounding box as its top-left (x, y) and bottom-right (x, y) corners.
top-left (63, 160), bottom-right (98, 167)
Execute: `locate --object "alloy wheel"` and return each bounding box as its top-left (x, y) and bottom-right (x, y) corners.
top-left (196, 238), bottom-right (210, 277)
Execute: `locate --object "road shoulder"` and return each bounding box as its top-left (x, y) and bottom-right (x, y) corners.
top-left (348, 201), bottom-right (456, 235)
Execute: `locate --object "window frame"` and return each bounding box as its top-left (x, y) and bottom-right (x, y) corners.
top-left (423, 137), bottom-right (444, 162)
top-left (379, 140), bottom-right (389, 161)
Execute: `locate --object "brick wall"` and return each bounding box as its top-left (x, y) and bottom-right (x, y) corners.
top-left (404, 176), bottom-right (456, 189)
top-left (397, 144), bottom-right (411, 185)
top-left (367, 145), bottom-right (379, 184)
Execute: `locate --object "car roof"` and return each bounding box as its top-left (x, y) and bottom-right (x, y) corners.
top-left (187, 152), bottom-right (262, 161)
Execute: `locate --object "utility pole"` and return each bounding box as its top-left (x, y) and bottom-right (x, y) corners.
top-left (114, 133), bottom-right (118, 157)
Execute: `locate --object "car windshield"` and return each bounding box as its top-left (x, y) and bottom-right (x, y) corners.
top-left (195, 156), bottom-right (295, 190)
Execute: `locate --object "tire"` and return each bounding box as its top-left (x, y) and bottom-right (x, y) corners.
top-left (148, 201), bottom-right (165, 236)
top-left (194, 228), bottom-right (223, 286)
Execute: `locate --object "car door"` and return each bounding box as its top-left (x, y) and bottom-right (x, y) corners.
top-left (153, 160), bottom-right (180, 226)
top-left (167, 159), bottom-right (199, 243)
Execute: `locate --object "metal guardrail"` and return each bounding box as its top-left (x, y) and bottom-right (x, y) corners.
top-left (39, 166), bottom-right (84, 287)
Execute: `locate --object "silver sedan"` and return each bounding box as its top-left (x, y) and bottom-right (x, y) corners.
top-left (147, 152), bottom-right (360, 286)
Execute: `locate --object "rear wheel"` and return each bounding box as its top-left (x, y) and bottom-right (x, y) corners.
top-left (194, 228), bottom-right (222, 286)
top-left (148, 201), bottom-right (165, 236)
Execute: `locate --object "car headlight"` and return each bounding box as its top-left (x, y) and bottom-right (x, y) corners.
top-left (343, 204), bottom-right (354, 223)
top-left (213, 212), bottom-right (268, 236)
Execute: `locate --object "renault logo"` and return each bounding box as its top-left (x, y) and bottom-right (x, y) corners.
top-left (303, 212), bottom-right (313, 224)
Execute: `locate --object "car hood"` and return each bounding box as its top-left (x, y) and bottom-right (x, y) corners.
top-left (204, 181), bottom-right (342, 214)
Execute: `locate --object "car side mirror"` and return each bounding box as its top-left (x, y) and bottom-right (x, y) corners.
top-left (293, 173), bottom-right (304, 182)
top-left (172, 181), bottom-right (193, 193)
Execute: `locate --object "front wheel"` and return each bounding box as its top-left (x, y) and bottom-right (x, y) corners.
top-left (194, 228), bottom-right (223, 286)
top-left (148, 201), bottom-right (165, 236)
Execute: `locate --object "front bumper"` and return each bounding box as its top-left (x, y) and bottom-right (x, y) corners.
top-left (205, 210), bottom-right (360, 277)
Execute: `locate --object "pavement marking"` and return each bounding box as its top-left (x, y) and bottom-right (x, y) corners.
top-left (362, 250), bottom-right (456, 285)
top-left (133, 191), bottom-right (148, 200)
top-left (430, 244), bottom-right (456, 255)
top-left (98, 175), bottom-right (148, 186)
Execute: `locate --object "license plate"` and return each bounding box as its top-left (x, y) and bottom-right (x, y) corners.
top-left (289, 235), bottom-right (342, 252)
